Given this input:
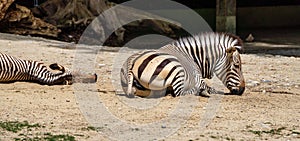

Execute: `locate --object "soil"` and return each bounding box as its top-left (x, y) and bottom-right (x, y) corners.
top-left (0, 33), bottom-right (299, 141)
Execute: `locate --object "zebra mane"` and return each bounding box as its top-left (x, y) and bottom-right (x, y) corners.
top-left (222, 32), bottom-right (243, 53)
top-left (174, 32), bottom-right (244, 53)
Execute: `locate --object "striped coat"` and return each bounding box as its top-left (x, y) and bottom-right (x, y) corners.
top-left (0, 52), bottom-right (72, 85)
top-left (120, 45), bottom-right (206, 97)
top-left (165, 32), bottom-right (245, 95)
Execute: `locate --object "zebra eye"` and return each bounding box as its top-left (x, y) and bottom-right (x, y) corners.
top-left (234, 63), bottom-right (240, 68)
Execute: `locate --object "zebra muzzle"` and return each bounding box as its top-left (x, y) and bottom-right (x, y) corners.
top-left (230, 86), bottom-right (245, 95)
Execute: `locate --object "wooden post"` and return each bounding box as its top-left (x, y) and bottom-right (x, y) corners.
top-left (216, 0), bottom-right (236, 34)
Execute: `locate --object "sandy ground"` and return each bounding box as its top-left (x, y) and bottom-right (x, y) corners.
top-left (0, 33), bottom-right (299, 141)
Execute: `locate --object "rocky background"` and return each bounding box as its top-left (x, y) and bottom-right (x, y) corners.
top-left (0, 0), bottom-right (187, 46)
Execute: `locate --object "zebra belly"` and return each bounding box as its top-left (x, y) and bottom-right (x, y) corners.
top-left (133, 60), bottom-right (182, 91)
top-left (0, 71), bottom-right (28, 82)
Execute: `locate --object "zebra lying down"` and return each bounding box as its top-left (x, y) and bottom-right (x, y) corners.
top-left (120, 45), bottom-right (215, 97)
top-left (120, 32), bottom-right (245, 97)
top-left (0, 52), bottom-right (97, 85)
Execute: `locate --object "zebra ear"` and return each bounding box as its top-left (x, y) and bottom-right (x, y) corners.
top-left (49, 63), bottom-right (60, 70)
top-left (226, 47), bottom-right (237, 55)
top-left (49, 63), bottom-right (65, 72)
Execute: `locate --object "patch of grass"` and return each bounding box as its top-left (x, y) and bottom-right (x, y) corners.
top-left (86, 126), bottom-right (97, 131)
top-left (81, 126), bottom-right (104, 131)
top-left (43, 133), bottom-right (75, 141)
top-left (249, 130), bottom-right (263, 136)
top-left (0, 121), bottom-right (77, 141)
top-left (14, 133), bottom-right (75, 141)
top-left (0, 121), bottom-right (40, 133)
top-left (249, 127), bottom-right (286, 136)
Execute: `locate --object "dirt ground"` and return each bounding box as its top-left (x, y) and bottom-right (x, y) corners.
top-left (0, 33), bottom-right (299, 141)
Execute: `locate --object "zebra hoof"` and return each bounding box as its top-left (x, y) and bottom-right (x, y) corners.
top-left (63, 80), bottom-right (72, 85)
top-left (199, 90), bottom-right (211, 97)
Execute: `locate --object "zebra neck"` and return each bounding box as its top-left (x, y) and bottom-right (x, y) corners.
top-left (214, 55), bottom-right (230, 85)
top-left (25, 61), bottom-right (70, 84)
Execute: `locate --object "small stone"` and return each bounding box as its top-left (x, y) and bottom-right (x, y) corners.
top-left (161, 125), bottom-right (166, 128)
top-left (98, 64), bottom-right (106, 67)
top-left (262, 90), bottom-right (266, 93)
top-left (292, 130), bottom-right (300, 135)
top-left (216, 115), bottom-right (223, 118)
top-left (261, 79), bottom-right (271, 83)
top-left (246, 80), bottom-right (260, 87)
top-left (245, 34), bottom-right (254, 42)
top-left (66, 99), bottom-right (70, 102)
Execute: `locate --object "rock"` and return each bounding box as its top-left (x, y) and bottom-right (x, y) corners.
top-left (245, 34), bottom-right (254, 42)
top-left (246, 80), bottom-right (260, 87)
top-left (260, 79), bottom-right (271, 83)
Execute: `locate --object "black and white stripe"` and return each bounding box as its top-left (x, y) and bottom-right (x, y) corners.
top-left (120, 46), bottom-right (205, 97)
top-left (0, 52), bottom-right (72, 85)
top-left (165, 32), bottom-right (245, 95)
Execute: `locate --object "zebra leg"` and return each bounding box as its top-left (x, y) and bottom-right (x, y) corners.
top-left (127, 71), bottom-right (135, 96)
top-left (197, 79), bottom-right (217, 97)
top-left (199, 87), bottom-right (217, 97)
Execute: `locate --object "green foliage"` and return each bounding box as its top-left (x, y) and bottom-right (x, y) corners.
top-left (249, 127), bottom-right (286, 136)
top-left (0, 121), bottom-right (40, 133)
top-left (81, 126), bottom-right (103, 131)
top-left (0, 121), bottom-right (76, 141)
top-left (14, 133), bottom-right (75, 141)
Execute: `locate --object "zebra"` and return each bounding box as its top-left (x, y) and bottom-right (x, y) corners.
top-left (163, 32), bottom-right (245, 95)
top-left (120, 45), bottom-right (214, 97)
top-left (0, 52), bottom-right (73, 85)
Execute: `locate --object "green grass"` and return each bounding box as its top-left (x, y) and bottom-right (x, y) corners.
top-left (14, 133), bottom-right (75, 141)
top-left (0, 121), bottom-right (77, 141)
top-left (81, 126), bottom-right (104, 131)
top-left (0, 121), bottom-right (41, 133)
top-left (249, 127), bottom-right (286, 136)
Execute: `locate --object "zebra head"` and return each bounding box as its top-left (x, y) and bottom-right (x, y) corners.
top-left (49, 63), bottom-right (97, 85)
top-left (223, 46), bottom-right (245, 95)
